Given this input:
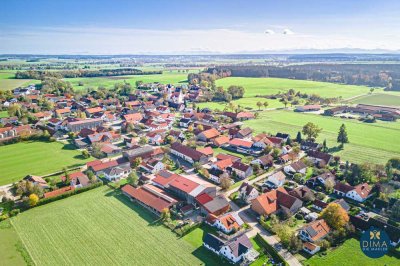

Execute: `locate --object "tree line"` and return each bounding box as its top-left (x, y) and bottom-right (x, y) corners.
top-left (15, 68), bottom-right (162, 80)
top-left (206, 64), bottom-right (400, 91)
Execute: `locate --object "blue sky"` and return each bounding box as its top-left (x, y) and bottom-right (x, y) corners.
top-left (1, 0), bottom-right (399, 54)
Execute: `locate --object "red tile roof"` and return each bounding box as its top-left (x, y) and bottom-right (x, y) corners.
top-left (122, 184), bottom-right (177, 213)
top-left (229, 138), bottom-right (253, 148)
top-left (197, 147), bottom-right (214, 156)
top-left (44, 186), bottom-right (75, 198)
top-left (196, 193), bottom-right (214, 205)
top-left (90, 160), bottom-right (119, 172)
top-left (169, 175), bottom-right (199, 194)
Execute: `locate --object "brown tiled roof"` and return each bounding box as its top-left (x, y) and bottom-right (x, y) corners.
top-left (199, 128), bottom-right (220, 139)
top-left (213, 135), bottom-right (230, 146)
top-left (302, 219), bottom-right (331, 242)
top-left (170, 142), bottom-right (205, 161)
top-left (122, 184), bottom-right (177, 213)
top-left (334, 182), bottom-right (354, 193)
top-left (229, 138), bottom-right (253, 148)
top-left (353, 183), bottom-right (371, 199)
top-left (44, 186), bottom-right (74, 198)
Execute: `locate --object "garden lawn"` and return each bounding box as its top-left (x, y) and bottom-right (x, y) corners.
top-left (213, 147), bottom-right (246, 159)
top-left (0, 141), bottom-right (91, 185)
top-left (182, 226), bottom-right (231, 266)
top-left (244, 110), bottom-right (400, 164)
top-left (11, 187), bottom-right (205, 266)
top-left (350, 93), bottom-right (400, 107)
top-left (0, 220), bottom-right (30, 266)
top-left (66, 71), bottom-right (189, 91)
top-left (304, 238), bottom-right (399, 266)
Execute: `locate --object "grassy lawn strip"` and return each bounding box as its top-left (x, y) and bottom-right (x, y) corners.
top-left (10, 186), bottom-right (207, 265)
top-left (0, 220), bottom-right (32, 266)
top-left (304, 238), bottom-right (400, 266)
top-left (0, 140), bottom-right (92, 186)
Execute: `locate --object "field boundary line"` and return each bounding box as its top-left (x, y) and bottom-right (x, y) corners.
top-left (10, 218), bottom-right (37, 266)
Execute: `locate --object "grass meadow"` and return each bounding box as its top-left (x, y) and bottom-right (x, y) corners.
top-left (215, 77), bottom-right (375, 99)
top-left (10, 187), bottom-right (209, 266)
top-left (304, 238), bottom-right (400, 266)
top-left (0, 71), bottom-right (40, 91)
top-left (244, 110), bottom-right (400, 164)
top-left (198, 77), bottom-right (377, 112)
top-left (0, 220), bottom-right (30, 266)
top-left (65, 71), bottom-right (189, 91)
top-left (350, 93), bottom-right (400, 107)
top-left (0, 141), bottom-right (91, 185)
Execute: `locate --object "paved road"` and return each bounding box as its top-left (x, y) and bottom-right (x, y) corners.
top-left (225, 166), bottom-right (302, 266)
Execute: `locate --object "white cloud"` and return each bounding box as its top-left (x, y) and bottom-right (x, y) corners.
top-left (283, 28), bottom-right (294, 35)
top-left (264, 29), bottom-right (275, 35)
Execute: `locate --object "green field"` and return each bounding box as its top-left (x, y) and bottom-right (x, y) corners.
top-left (350, 93), bottom-right (400, 107)
top-left (0, 220), bottom-right (29, 266)
top-left (244, 110), bottom-right (400, 164)
top-left (197, 97), bottom-right (285, 111)
top-left (0, 71), bottom-right (40, 91)
top-left (304, 238), bottom-right (399, 266)
top-left (0, 141), bottom-right (91, 185)
top-left (65, 71), bottom-right (189, 91)
top-left (10, 186), bottom-right (208, 266)
top-left (215, 77), bottom-right (375, 99)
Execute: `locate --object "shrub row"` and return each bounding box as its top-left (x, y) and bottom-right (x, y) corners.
top-left (36, 182), bottom-right (103, 206)
top-left (254, 233), bottom-right (288, 266)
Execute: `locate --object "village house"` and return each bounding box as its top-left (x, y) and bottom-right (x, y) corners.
top-left (288, 186), bottom-right (315, 202)
top-left (251, 154), bottom-right (274, 169)
top-left (307, 150), bottom-right (333, 166)
top-left (170, 142), bottom-right (208, 165)
top-left (345, 183), bottom-right (372, 202)
top-left (24, 175), bottom-right (49, 189)
top-left (266, 171), bottom-right (286, 188)
top-left (284, 160), bottom-right (307, 175)
top-left (212, 135), bottom-right (230, 147)
top-left (251, 187), bottom-right (302, 217)
top-left (203, 233), bottom-right (256, 263)
top-left (140, 158), bottom-right (165, 174)
top-left (228, 161), bottom-right (253, 179)
top-left (197, 128), bottom-right (220, 142)
top-left (299, 219), bottom-right (331, 243)
top-left (238, 182), bottom-right (259, 204)
top-left (61, 171), bottom-right (90, 188)
top-left (207, 212), bottom-right (244, 234)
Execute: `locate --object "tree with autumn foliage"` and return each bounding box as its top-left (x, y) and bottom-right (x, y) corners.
top-left (320, 203), bottom-right (349, 230)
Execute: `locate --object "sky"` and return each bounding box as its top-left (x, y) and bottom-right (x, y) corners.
top-left (1, 0), bottom-right (400, 54)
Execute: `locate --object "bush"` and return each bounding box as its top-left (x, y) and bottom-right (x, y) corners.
top-left (295, 213), bottom-right (304, 220)
top-left (37, 182), bottom-right (103, 206)
top-left (254, 233), bottom-right (288, 265)
top-left (9, 209), bottom-right (20, 217)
